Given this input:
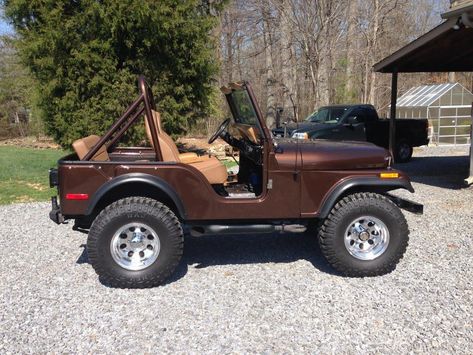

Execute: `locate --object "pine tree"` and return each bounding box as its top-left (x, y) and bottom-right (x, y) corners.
top-left (2, 0), bottom-right (224, 147)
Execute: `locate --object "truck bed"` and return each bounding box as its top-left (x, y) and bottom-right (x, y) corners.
top-left (366, 118), bottom-right (429, 149)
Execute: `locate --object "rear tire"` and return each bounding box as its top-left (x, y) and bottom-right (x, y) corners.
top-left (318, 193), bottom-right (409, 277)
top-left (87, 197), bottom-right (183, 288)
top-left (395, 140), bottom-right (413, 163)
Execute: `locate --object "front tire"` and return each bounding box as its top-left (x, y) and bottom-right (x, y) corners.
top-left (87, 197), bottom-right (183, 288)
top-left (318, 193), bottom-right (409, 277)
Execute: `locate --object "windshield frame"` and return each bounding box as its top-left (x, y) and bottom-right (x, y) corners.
top-left (224, 83), bottom-right (267, 140)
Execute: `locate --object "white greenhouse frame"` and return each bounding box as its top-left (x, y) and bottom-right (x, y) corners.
top-left (390, 83), bottom-right (473, 146)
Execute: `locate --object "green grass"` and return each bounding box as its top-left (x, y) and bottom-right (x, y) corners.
top-left (222, 159), bottom-right (239, 170)
top-left (0, 147), bottom-right (66, 204)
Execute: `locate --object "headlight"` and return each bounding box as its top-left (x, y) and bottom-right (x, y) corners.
top-left (292, 132), bottom-right (309, 140)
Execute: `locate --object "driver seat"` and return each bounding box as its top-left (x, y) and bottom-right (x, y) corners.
top-left (145, 110), bottom-right (228, 184)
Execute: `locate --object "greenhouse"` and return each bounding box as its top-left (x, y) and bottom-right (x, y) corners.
top-left (394, 83), bottom-right (473, 145)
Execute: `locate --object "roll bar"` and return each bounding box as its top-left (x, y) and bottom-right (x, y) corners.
top-left (83, 76), bottom-right (163, 161)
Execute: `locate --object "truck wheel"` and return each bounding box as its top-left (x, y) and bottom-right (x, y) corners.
top-left (395, 140), bottom-right (413, 163)
top-left (87, 197), bottom-right (183, 288)
top-left (318, 193), bottom-right (409, 277)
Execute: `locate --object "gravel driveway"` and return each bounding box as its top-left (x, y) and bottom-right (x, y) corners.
top-left (1, 146), bottom-right (472, 353)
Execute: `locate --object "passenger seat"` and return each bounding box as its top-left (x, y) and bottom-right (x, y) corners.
top-left (145, 111), bottom-right (228, 185)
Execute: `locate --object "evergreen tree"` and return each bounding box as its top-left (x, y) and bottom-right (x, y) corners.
top-left (2, 0), bottom-right (223, 147)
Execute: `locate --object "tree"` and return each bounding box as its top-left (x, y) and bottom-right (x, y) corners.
top-left (2, 0), bottom-right (224, 148)
top-left (0, 35), bottom-right (37, 138)
top-left (218, 0), bottom-right (455, 122)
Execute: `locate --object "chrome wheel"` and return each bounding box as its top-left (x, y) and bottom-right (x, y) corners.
top-left (110, 222), bottom-right (161, 271)
top-left (344, 216), bottom-right (390, 261)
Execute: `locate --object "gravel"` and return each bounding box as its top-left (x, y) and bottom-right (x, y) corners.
top-left (1, 145), bottom-right (472, 354)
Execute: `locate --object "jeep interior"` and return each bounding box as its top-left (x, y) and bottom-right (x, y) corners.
top-left (71, 77), bottom-right (264, 198)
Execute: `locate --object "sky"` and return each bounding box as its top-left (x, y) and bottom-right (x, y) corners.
top-left (0, 21), bottom-right (12, 36)
top-left (0, 8), bottom-right (12, 36)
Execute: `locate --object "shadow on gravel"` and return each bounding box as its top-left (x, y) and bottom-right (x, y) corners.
top-left (76, 244), bottom-right (88, 264)
top-left (394, 155), bottom-right (470, 189)
top-left (76, 232), bottom-right (338, 286)
top-left (177, 232), bottom-right (337, 275)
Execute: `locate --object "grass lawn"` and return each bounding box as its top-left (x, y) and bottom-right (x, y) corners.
top-left (222, 159), bottom-right (238, 170)
top-left (0, 147), bottom-right (65, 204)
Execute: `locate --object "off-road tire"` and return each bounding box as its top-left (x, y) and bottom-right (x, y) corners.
top-left (395, 139), bottom-right (413, 163)
top-left (87, 197), bottom-right (183, 288)
top-left (318, 193), bottom-right (409, 277)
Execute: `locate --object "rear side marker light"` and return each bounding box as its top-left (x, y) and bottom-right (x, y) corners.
top-left (380, 172), bottom-right (399, 179)
top-left (65, 193), bottom-right (89, 200)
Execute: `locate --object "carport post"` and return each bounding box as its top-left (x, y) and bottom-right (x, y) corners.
top-left (466, 102), bottom-right (473, 186)
top-left (389, 71), bottom-right (398, 161)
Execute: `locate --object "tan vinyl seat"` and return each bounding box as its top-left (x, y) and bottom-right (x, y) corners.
top-left (145, 110), bottom-right (228, 184)
top-left (72, 135), bottom-right (110, 161)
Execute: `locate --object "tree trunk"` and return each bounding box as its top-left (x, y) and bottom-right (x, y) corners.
top-left (345, 0), bottom-right (358, 102)
top-left (280, 0), bottom-right (298, 121)
top-left (224, 10), bottom-right (234, 83)
top-left (368, 0), bottom-right (380, 105)
top-left (317, 3), bottom-right (333, 107)
top-left (262, 0), bottom-right (276, 128)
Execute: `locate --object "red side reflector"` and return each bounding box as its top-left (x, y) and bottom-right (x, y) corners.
top-left (65, 193), bottom-right (89, 200)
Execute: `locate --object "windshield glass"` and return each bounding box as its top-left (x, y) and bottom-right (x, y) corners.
top-left (229, 90), bottom-right (258, 126)
top-left (306, 106), bottom-right (350, 124)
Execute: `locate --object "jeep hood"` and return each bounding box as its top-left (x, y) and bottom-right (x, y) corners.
top-left (277, 139), bottom-right (390, 170)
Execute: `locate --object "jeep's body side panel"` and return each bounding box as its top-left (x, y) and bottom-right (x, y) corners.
top-left (57, 147), bottom-right (410, 221)
top-left (58, 155), bottom-right (302, 220)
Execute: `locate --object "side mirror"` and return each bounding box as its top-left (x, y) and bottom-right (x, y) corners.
top-left (344, 116), bottom-right (358, 125)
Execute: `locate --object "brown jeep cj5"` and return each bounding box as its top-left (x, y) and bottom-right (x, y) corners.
top-left (49, 77), bottom-right (422, 288)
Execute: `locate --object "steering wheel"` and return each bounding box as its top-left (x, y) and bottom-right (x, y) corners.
top-left (208, 118), bottom-right (231, 144)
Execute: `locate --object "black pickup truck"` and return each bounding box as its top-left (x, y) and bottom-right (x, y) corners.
top-left (272, 104), bottom-right (429, 162)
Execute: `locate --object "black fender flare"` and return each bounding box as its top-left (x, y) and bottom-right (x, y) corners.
top-left (317, 176), bottom-right (414, 218)
top-left (85, 173), bottom-right (186, 219)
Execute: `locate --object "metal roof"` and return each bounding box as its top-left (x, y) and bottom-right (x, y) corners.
top-left (396, 83), bottom-right (459, 107)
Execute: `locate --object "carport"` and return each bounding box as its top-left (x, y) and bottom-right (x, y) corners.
top-left (373, 5), bottom-right (473, 184)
